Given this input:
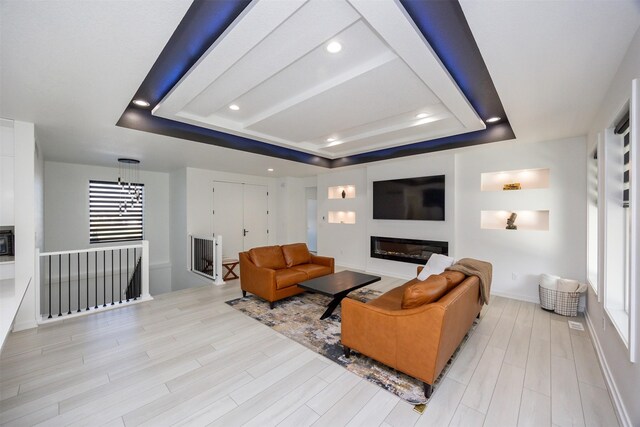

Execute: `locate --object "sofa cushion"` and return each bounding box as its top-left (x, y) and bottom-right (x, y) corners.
top-left (290, 263), bottom-right (332, 279)
top-left (438, 271), bottom-right (466, 292)
top-left (281, 243), bottom-right (312, 267)
top-left (401, 276), bottom-right (448, 309)
top-left (368, 280), bottom-right (416, 311)
top-left (249, 246), bottom-right (286, 270)
top-left (275, 269), bottom-right (308, 290)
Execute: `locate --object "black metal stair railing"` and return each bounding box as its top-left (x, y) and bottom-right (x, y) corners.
top-left (40, 244), bottom-right (144, 320)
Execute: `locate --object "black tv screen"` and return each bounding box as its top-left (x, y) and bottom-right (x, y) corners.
top-left (373, 175), bottom-right (445, 220)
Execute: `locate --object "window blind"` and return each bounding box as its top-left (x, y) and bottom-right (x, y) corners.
top-left (615, 112), bottom-right (630, 208)
top-left (89, 180), bottom-right (144, 244)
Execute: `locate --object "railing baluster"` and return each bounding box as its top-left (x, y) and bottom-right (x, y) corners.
top-left (126, 248), bottom-right (130, 302)
top-left (48, 255), bottom-right (52, 319)
top-left (67, 253), bottom-right (71, 315)
top-left (86, 252), bottom-right (89, 310)
top-left (77, 252), bottom-right (81, 312)
top-left (58, 255), bottom-right (62, 317)
top-left (133, 248), bottom-right (138, 300)
top-left (111, 250), bottom-right (115, 305)
top-left (119, 249), bottom-right (122, 303)
top-left (94, 251), bottom-right (98, 309)
top-left (103, 250), bottom-right (107, 307)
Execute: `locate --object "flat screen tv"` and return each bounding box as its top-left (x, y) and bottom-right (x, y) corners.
top-left (373, 175), bottom-right (445, 220)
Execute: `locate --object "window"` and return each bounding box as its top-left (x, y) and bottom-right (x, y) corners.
top-left (587, 142), bottom-right (599, 292)
top-left (89, 180), bottom-right (144, 244)
top-left (616, 115), bottom-right (631, 313)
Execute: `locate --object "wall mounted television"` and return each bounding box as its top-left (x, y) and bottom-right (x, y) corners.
top-left (373, 175), bottom-right (445, 221)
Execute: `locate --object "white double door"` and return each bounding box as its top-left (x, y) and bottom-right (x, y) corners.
top-left (212, 181), bottom-right (268, 259)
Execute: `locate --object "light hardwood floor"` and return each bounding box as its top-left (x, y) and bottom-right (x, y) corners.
top-left (0, 271), bottom-right (620, 426)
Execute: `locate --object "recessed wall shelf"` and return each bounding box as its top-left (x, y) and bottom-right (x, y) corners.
top-left (481, 168), bottom-right (550, 192)
top-left (481, 210), bottom-right (549, 231)
top-left (328, 211), bottom-right (356, 224)
top-left (328, 185), bottom-right (355, 199)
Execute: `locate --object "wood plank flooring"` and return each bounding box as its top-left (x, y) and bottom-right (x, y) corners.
top-left (0, 270), bottom-right (619, 426)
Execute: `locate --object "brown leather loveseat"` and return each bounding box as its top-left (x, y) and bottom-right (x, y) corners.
top-left (239, 243), bottom-right (334, 308)
top-left (341, 266), bottom-right (483, 398)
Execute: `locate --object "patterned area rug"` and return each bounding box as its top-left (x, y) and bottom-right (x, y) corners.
top-left (226, 289), bottom-right (477, 405)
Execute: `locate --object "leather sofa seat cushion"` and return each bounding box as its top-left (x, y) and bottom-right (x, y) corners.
top-left (275, 269), bottom-right (308, 290)
top-left (291, 264), bottom-right (332, 279)
top-left (249, 246), bottom-right (286, 270)
top-left (439, 271), bottom-right (466, 292)
top-left (281, 243), bottom-right (312, 267)
top-left (401, 276), bottom-right (448, 309)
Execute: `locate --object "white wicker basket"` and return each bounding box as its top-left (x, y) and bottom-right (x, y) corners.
top-left (538, 285), bottom-right (580, 317)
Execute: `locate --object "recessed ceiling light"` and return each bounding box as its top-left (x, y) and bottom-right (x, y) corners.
top-left (486, 117), bottom-right (501, 123)
top-left (229, 104), bottom-right (240, 111)
top-left (132, 99), bottom-right (150, 107)
top-left (327, 140), bottom-right (343, 147)
top-left (326, 137), bottom-right (336, 142)
top-left (326, 41), bottom-right (342, 53)
top-left (416, 113), bottom-right (429, 119)
top-left (267, 168), bottom-right (274, 172)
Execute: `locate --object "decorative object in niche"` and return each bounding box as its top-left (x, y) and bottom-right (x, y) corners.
top-left (480, 210), bottom-right (549, 231)
top-left (503, 182), bottom-right (521, 191)
top-left (481, 168), bottom-right (549, 192)
top-left (328, 185), bottom-right (355, 199)
top-left (506, 212), bottom-right (518, 230)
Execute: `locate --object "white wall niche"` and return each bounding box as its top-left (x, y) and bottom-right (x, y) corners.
top-left (328, 210), bottom-right (356, 224)
top-left (328, 185), bottom-right (356, 199)
top-left (480, 210), bottom-right (550, 231)
top-left (481, 168), bottom-right (550, 191)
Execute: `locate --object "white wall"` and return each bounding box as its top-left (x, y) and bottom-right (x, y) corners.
top-left (317, 168), bottom-right (368, 269)
top-left (455, 136), bottom-right (587, 303)
top-left (366, 152), bottom-right (456, 279)
top-left (43, 161), bottom-right (172, 295)
top-left (13, 139), bottom-right (44, 331)
top-left (584, 26), bottom-right (640, 427)
top-left (170, 167), bottom-right (278, 291)
top-left (0, 119), bottom-right (14, 227)
top-left (314, 137), bottom-right (585, 298)
top-left (275, 176), bottom-right (317, 245)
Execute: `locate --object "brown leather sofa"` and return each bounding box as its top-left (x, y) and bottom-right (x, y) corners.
top-left (341, 266), bottom-right (482, 398)
top-left (239, 243), bottom-right (334, 308)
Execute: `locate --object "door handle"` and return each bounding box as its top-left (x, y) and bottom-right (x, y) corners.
top-left (243, 229), bottom-right (248, 237)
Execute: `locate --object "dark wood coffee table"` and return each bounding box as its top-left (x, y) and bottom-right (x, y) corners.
top-left (298, 271), bottom-right (381, 320)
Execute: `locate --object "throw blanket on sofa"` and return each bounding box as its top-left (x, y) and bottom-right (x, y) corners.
top-left (446, 258), bottom-right (492, 305)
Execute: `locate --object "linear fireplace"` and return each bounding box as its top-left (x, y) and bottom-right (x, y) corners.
top-left (370, 236), bottom-right (448, 265)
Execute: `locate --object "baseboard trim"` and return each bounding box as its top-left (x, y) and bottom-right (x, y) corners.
top-left (490, 289), bottom-right (539, 304)
top-left (12, 319), bottom-right (38, 332)
top-left (585, 311), bottom-right (631, 427)
top-left (335, 262), bottom-right (367, 272)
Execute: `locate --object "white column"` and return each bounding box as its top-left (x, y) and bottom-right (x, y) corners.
top-left (142, 240), bottom-right (151, 298)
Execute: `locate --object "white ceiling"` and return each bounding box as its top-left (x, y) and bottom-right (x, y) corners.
top-left (1, 0), bottom-right (639, 176)
top-left (154, 0), bottom-right (483, 158)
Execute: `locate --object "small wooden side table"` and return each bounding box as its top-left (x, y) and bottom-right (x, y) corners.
top-left (222, 258), bottom-right (239, 280)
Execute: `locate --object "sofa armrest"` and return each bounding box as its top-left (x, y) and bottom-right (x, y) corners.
top-left (239, 252), bottom-right (276, 300)
top-left (310, 254), bottom-right (334, 273)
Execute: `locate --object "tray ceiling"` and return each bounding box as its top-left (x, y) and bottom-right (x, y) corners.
top-left (152, 0), bottom-right (485, 159)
